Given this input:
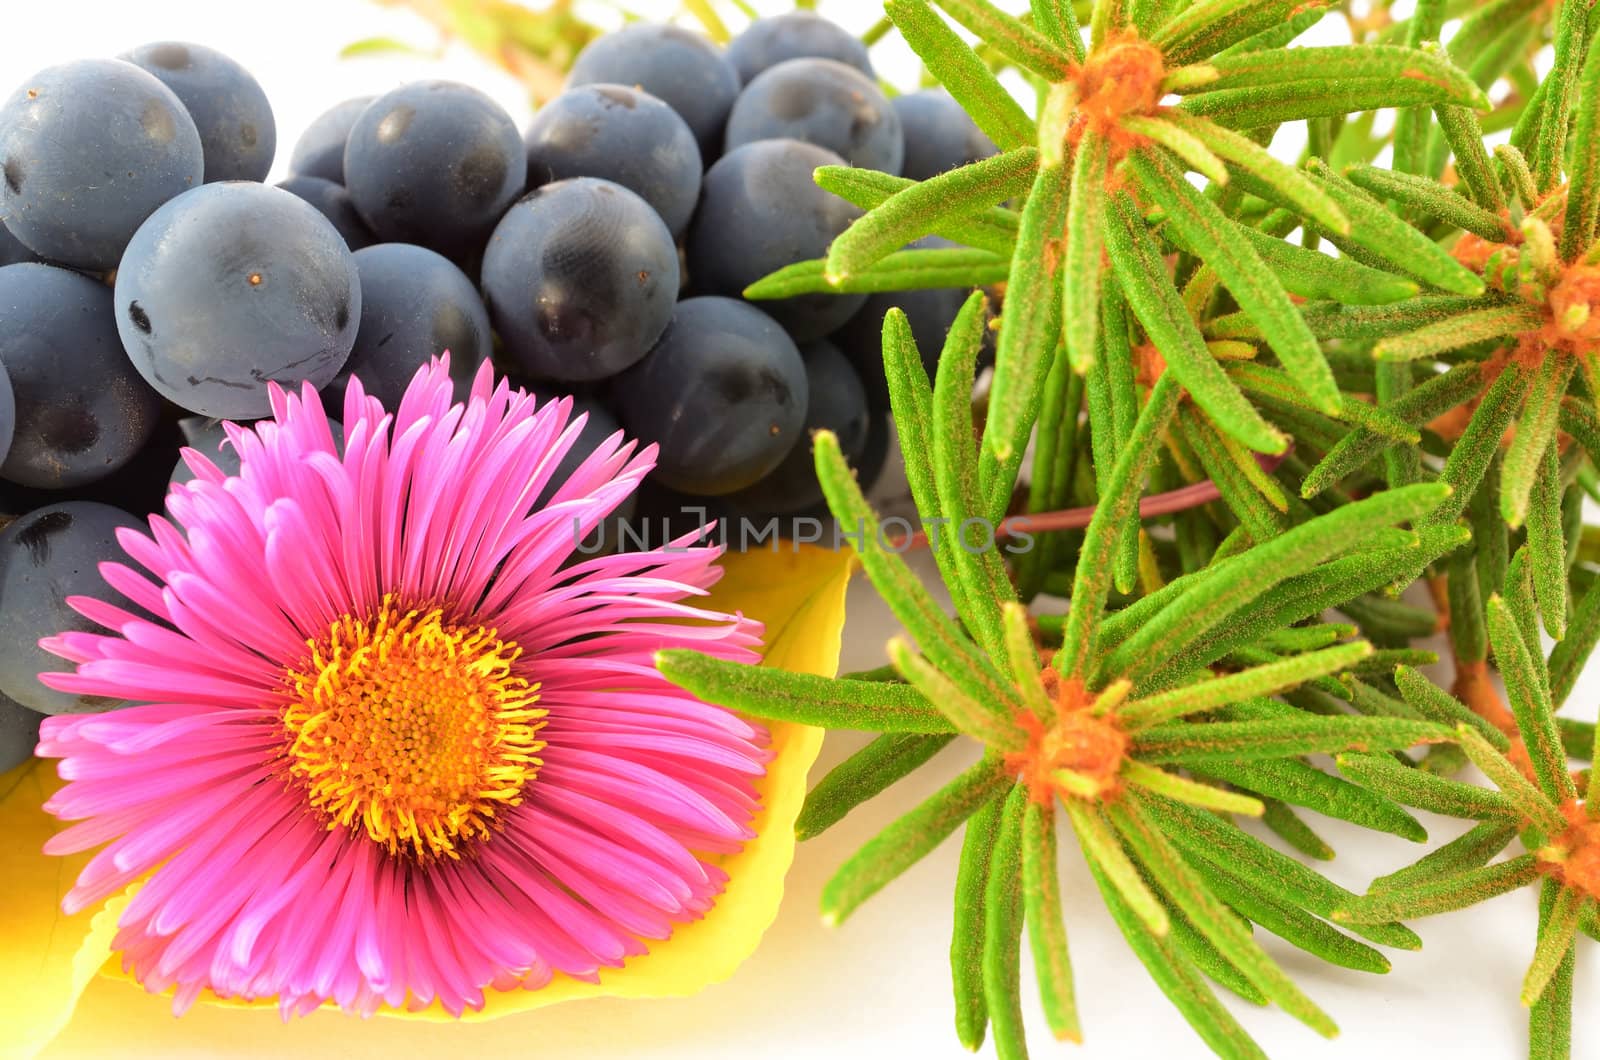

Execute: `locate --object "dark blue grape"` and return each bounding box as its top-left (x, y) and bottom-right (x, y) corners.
top-left (833, 236), bottom-right (978, 408)
top-left (289, 96), bottom-right (373, 184)
top-left (0, 263), bottom-right (161, 488)
top-left (0, 501), bottom-right (139, 714)
top-left (0, 220), bottom-right (38, 266)
top-left (344, 81), bottom-right (525, 259)
top-left (0, 690), bottom-right (42, 769)
top-left (728, 340), bottom-right (867, 515)
top-left (724, 58), bottom-right (903, 175)
top-left (115, 182), bottom-right (361, 419)
top-left (726, 12), bottom-right (875, 85)
top-left (567, 23), bottom-right (739, 159)
top-left (892, 89), bottom-right (997, 182)
top-left (524, 84), bottom-right (701, 238)
top-left (0, 360), bottom-right (13, 469)
top-left (325, 243), bottom-right (490, 409)
top-left (120, 42), bottom-right (276, 183)
top-left (612, 296), bottom-right (807, 496)
top-left (0, 60), bottom-right (203, 271)
top-left (687, 139), bottom-right (863, 341)
top-left (483, 178), bottom-right (678, 382)
top-left (276, 175), bottom-right (376, 250)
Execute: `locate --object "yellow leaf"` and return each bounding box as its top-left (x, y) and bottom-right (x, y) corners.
top-left (31, 543), bottom-right (853, 1056)
top-left (0, 759), bottom-right (122, 1060)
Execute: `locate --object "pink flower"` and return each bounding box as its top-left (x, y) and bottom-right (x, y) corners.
top-left (34, 358), bottom-right (769, 1019)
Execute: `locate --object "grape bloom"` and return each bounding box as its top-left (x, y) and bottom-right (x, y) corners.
top-left (32, 357), bottom-right (777, 1017)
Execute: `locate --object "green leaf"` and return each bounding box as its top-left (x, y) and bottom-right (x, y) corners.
top-left (1063, 798), bottom-right (1170, 937)
top-left (797, 733), bottom-right (958, 840)
top-left (1193, 757), bottom-right (1430, 843)
top-left (825, 148), bottom-right (1038, 281)
top-left (1371, 303), bottom-right (1546, 361)
top-left (1523, 885), bottom-right (1584, 1006)
top-left (1529, 880), bottom-right (1578, 1060)
top-left (1133, 716), bottom-right (1453, 765)
top-left (889, 637), bottom-right (1027, 750)
top-left (1121, 641), bottom-right (1374, 728)
top-left (1107, 483), bottom-right (1451, 683)
top-left (1122, 116), bottom-right (1231, 186)
top-left (1055, 374), bottom-right (1182, 678)
top-left (931, 292), bottom-right (1015, 657)
top-left (1343, 165), bottom-right (1507, 241)
top-left (1110, 793), bottom-right (1338, 1037)
top-left (1486, 594), bottom-right (1576, 802)
top-left (1064, 129), bottom-right (1111, 375)
top-left (1262, 799), bottom-right (1336, 861)
top-left (1122, 759), bottom-right (1266, 815)
top-left (1180, 221), bottom-right (1418, 306)
top-left (1164, 113), bottom-right (1347, 233)
top-left (886, 0), bottom-right (1036, 150)
top-left (1370, 818), bottom-right (1519, 894)
top-left (981, 785), bottom-right (1029, 1060)
top-left (1423, 361), bottom-right (1533, 528)
top-left (1190, 859), bottom-right (1391, 974)
top-left (814, 165), bottom-right (1020, 255)
top-left (814, 431), bottom-right (1023, 714)
top-left (1335, 752), bottom-right (1521, 820)
top-left (1561, 29), bottom-right (1600, 259)
top-left (821, 757), bottom-right (1012, 925)
top-left (657, 649), bottom-right (954, 732)
top-left (1191, 44), bottom-right (1487, 111)
top-left (981, 162), bottom-right (1067, 501)
top-left (1393, 664), bottom-right (1508, 748)
top-left (339, 35), bottom-right (435, 58)
top-left (1500, 355), bottom-right (1575, 528)
top-left (1104, 193), bottom-right (1286, 454)
top-left (1022, 799), bottom-right (1082, 1043)
top-left (952, 794), bottom-right (1003, 1050)
top-left (1130, 149), bottom-right (1339, 412)
top-left (1333, 853), bottom-right (1540, 924)
top-left (1148, 795), bottom-right (1422, 949)
top-left (932, 0), bottom-right (1074, 79)
top-left (1454, 726), bottom-right (1568, 836)
top-left (1083, 839), bottom-right (1270, 1060)
top-left (746, 247), bottom-right (1011, 298)
top-left (1153, 0), bottom-right (1338, 66)
top-left (1305, 160), bottom-right (1487, 295)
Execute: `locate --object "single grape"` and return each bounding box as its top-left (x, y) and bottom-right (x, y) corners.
top-left (833, 236), bottom-right (979, 408)
top-left (120, 42), bottom-right (276, 183)
top-left (276, 175), bottom-right (376, 250)
top-left (344, 81), bottom-right (525, 259)
top-left (728, 340), bottom-right (867, 515)
top-left (0, 220), bottom-right (38, 266)
top-left (0, 59), bottom-right (203, 270)
top-left (115, 182), bottom-right (361, 419)
top-left (612, 296), bottom-right (807, 496)
top-left (726, 12), bottom-right (875, 85)
top-left (724, 58), bottom-right (903, 175)
top-left (891, 89), bottom-right (997, 182)
top-left (567, 23), bottom-right (739, 159)
top-left (524, 84), bottom-right (701, 239)
top-left (326, 243), bottom-right (490, 409)
top-left (289, 96), bottom-right (373, 184)
top-left (687, 139), bottom-right (863, 341)
top-left (0, 263), bottom-right (161, 489)
top-left (482, 178), bottom-right (678, 382)
top-left (0, 690), bottom-right (42, 770)
top-left (0, 500), bottom-right (140, 714)
top-left (0, 360), bottom-right (13, 469)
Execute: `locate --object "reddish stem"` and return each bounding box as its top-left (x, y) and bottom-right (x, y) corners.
top-left (894, 446), bottom-right (1294, 550)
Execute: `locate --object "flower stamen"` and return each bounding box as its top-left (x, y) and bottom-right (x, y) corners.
top-left (280, 595), bottom-right (546, 860)
top-left (1536, 801), bottom-right (1600, 900)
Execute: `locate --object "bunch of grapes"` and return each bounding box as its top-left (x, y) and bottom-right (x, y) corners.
top-left (0, 14), bottom-right (991, 752)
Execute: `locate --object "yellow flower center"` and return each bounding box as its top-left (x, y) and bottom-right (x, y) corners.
top-left (280, 597), bottom-right (546, 860)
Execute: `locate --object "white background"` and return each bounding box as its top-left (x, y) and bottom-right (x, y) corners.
top-left (4, 1), bottom-right (1594, 1057)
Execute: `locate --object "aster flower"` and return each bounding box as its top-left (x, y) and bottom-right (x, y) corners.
top-left (21, 357), bottom-right (831, 1023)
